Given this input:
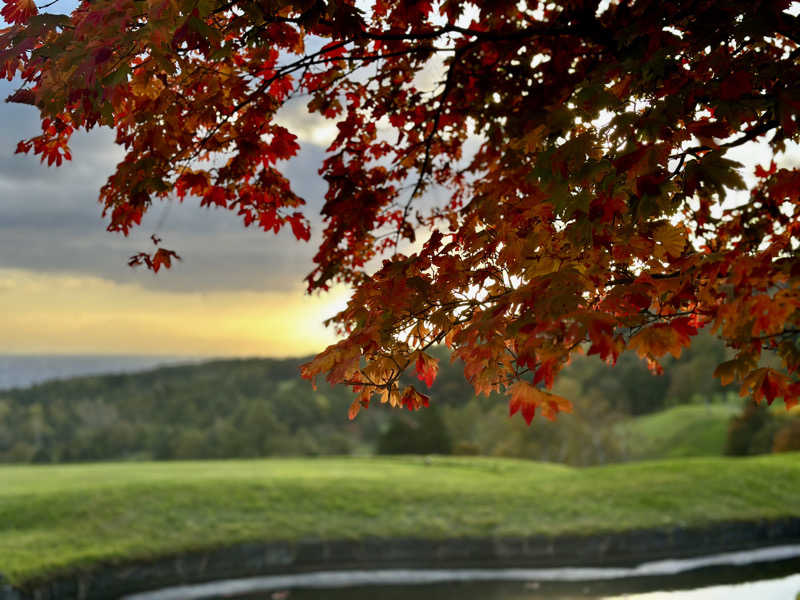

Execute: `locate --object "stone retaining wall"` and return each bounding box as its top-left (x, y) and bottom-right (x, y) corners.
top-left (3, 517), bottom-right (800, 600)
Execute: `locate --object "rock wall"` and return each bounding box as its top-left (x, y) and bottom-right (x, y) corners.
top-left (4, 517), bottom-right (800, 600)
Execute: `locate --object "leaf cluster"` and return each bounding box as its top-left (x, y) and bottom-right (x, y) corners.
top-left (4, 0), bottom-right (800, 420)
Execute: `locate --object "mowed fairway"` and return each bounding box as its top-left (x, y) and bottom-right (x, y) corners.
top-left (2, 454), bottom-right (800, 586)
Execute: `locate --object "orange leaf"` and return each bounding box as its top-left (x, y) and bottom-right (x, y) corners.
top-left (628, 324), bottom-right (685, 359)
top-left (508, 381), bottom-right (572, 425)
top-left (151, 248), bottom-right (179, 273)
top-left (739, 368), bottom-right (787, 404)
top-left (348, 398), bottom-right (361, 420)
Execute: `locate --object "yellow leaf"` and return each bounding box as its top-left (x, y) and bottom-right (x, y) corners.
top-left (653, 223), bottom-right (687, 259)
top-left (131, 75), bottom-right (165, 100)
top-left (524, 256), bottom-right (561, 279)
top-left (713, 359), bottom-right (739, 386)
top-left (712, 353), bottom-right (758, 387)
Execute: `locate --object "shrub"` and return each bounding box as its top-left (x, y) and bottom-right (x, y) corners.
top-left (773, 420), bottom-right (800, 453)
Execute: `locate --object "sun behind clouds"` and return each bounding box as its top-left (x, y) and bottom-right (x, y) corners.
top-left (0, 268), bottom-right (345, 357)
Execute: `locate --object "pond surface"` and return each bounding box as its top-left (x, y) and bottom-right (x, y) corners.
top-left (124, 545), bottom-right (800, 600)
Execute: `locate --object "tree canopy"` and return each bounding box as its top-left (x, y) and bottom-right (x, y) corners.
top-left (3, 0), bottom-right (800, 423)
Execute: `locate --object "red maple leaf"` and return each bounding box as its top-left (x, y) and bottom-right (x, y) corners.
top-left (1, 0), bottom-right (36, 24)
top-left (415, 352), bottom-right (439, 388)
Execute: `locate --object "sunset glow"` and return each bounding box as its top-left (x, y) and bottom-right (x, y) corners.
top-left (0, 268), bottom-right (347, 357)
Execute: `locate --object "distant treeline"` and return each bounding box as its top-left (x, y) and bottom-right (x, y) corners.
top-left (0, 333), bottom-right (785, 465)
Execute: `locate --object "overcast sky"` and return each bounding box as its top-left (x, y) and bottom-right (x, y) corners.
top-left (0, 0), bottom-right (461, 357)
top-left (0, 45), bottom-right (350, 357)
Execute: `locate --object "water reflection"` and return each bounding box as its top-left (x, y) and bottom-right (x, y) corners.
top-left (124, 546), bottom-right (800, 600)
top-left (235, 571), bottom-right (800, 600)
top-left (611, 573), bottom-right (800, 599)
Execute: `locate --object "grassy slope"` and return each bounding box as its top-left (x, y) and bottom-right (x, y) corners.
top-left (2, 455), bottom-right (800, 586)
top-left (620, 403), bottom-right (740, 460)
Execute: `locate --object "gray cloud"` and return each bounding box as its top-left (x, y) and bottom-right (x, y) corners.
top-left (0, 80), bottom-right (330, 293)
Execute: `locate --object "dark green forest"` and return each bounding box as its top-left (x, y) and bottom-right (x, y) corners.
top-left (1, 334), bottom-right (798, 465)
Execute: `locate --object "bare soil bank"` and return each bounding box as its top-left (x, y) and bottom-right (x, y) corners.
top-left (3, 517), bottom-right (800, 600)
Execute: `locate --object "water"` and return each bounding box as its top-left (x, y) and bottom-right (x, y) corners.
top-left (232, 572), bottom-right (800, 599)
top-left (0, 354), bottom-right (201, 390)
top-left (123, 545), bottom-right (800, 600)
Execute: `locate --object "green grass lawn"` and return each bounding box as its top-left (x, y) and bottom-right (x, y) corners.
top-left (619, 402), bottom-right (741, 460)
top-left (1, 454), bottom-right (800, 586)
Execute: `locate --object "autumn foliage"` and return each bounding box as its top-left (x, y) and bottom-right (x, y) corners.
top-left (3, 0), bottom-right (800, 423)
